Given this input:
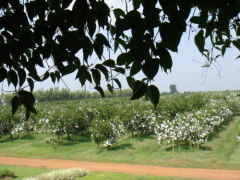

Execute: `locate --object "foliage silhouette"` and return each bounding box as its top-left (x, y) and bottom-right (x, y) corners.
top-left (0, 0), bottom-right (239, 117)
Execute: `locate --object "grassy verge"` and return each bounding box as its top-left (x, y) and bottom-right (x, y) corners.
top-left (0, 165), bottom-right (200, 180)
top-left (79, 172), bottom-right (198, 180)
top-left (0, 117), bottom-right (239, 170)
top-left (0, 165), bottom-right (51, 180)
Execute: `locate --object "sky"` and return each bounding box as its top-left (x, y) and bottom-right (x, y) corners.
top-left (1, 1), bottom-right (240, 93)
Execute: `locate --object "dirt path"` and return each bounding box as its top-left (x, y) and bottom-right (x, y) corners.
top-left (0, 156), bottom-right (240, 180)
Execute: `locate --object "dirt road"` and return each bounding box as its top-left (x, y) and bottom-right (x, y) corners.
top-left (0, 156), bottom-right (240, 180)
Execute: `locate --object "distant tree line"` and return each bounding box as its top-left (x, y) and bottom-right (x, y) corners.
top-left (0, 88), bottom-right (133, 105)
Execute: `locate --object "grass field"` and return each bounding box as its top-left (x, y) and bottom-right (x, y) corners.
top-left (0, 165), bottom-right (51, 180)
top-left (0, 117), bottom-right (239, 170)
top-left (0, 165), bottom-right (199, 180)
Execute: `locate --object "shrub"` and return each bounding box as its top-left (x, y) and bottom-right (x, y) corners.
top-left (23, 168), bottom-right (88, 180)
top-left (0, 169), bottom-right (16, 178)
top-left (91, 117), bottom-right (125, 147)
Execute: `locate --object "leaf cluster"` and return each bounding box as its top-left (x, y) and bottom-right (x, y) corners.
top-left (0, 0), bottom-right (239, 114)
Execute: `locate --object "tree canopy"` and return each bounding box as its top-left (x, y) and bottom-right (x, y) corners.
top-left (0, 0), bottom-right (240, 117)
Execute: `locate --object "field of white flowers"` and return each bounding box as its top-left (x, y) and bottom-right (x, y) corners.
top-left (0, 91), bottom-right (239, 149)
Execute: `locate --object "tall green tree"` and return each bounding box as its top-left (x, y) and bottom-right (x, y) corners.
top-left (169, 84), bottom-right (178, 94)
top-left (0, 0), bottom-right (239, 117)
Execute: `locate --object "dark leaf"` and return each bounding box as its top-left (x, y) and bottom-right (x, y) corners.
top-left (159, 22), bottom-right (183, 52)
top-left (96, 33), bottom-right (111, 48)
top-left (132, 0), bottom-right (142, 9)
top-left (62, 64), bottom-right (77, 76)
top-left (142, 58), bottom-right (159, 79)
top-left (11, 96), bottom-right (21, 115)
top-left (157, 47), bottom-right (173, 72)
top-left (147, 85), bottom-right (160, 109)
top-left (18, 90), bottom-right (36, 114)
top-left (25, 109), bottom-right (31, 121)
top-left (117, 52), bottom-right (133, 65)
top-left (93, 42), bottom-right (103, 59)
top-left (91, 68), bottom-right (101, 86)
top-left (107, 84), bottom-right (113, 93)
top-left (113, 67), bottom-right (125, 74)
top-left (0, 67), bottom-right (7, 82)
top-left (50, 72), bottom-right (56, 84)
top-left (113, 78), bottom-right (122, 89)
top-left (62, 0), bottom-right (72, 9)
top-left (190, 16), bottom-right (200, 24)
top-left (130, 80), bottom-right (148, 100)
top-left (113, 8), bottom-right (125, 19)
top-left (127, 76), bottom-right (135, 89)
top-left (102, 59), bottom-right (115, 67)
top-left (195, 30), bottom-right (205, 53)
top-left (83, 36), bottom-right (93, 60)
top-left (237, 26), bottom-right (240, 36)
top-left (8, 69), bottom-right (18, 88)
top-left (18, 68), bottom-right (26, 87)
top-left (95, 64), bottom-right (109, 80)
top-left (95, 86), bottom-right (105, 97)
top-left (232, 40), bottom-right (240, 51)
top-left (88, 20), bottom-right (96, 37)
top-left (41, 71), bottom-right (49, 81)
top-left (27, 78), bottom-right (34, 92)
top-left (130, 61), bottom-right (142, 76)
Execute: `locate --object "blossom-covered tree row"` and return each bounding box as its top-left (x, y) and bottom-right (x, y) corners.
top-left (0, 91), bottom-right (239, 148)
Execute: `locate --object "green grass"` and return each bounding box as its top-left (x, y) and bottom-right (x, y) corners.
top-left (0, 165), bottom-right (51, 180)
top-left (0, 165), bottom-right (200, 180)
top-left (0, 117), bottom-right (240, 170)
top-left (79, 172), bottom-right (198, 180)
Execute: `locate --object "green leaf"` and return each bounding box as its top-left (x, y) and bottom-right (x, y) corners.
top-left (107, 84), bottom-right (113, 93)
top-left (130, 80), bottom-right (148, 100)
top-left (126, 76), bottom-right (135, 89)
top-left (11, 96), bottom-right (21, 115)
top-left (0, 67), bottom-right (7, 82)
top-left (27, 78), bottom-right (34, 92)
top-left (142, 58), bottom-right (159, 79)
top-left (91, 68), bottom-right (101, 86)
top-left (8, 69), bottom-right (18, 88)
top-left (95, 86), bottom-right (105, 97)
top-left (195, 30), bottom-right (205, 53)
top-left (18, 68), bottom-right (26, 87)
top-left (147, 85), bottom-right (160, 109)
top-left (113, 78), bottom-right (122, 89)
top-left (117, 52), bottom-right (133, 66)
top-left (157, 47), bottom-right (173, 73)
top-left (130, 61), bottom-right (142, 76)
top-left (102, 59), bottom-right (115, 67)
